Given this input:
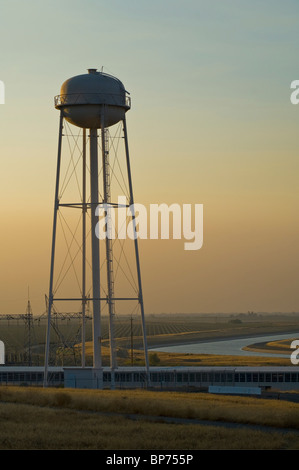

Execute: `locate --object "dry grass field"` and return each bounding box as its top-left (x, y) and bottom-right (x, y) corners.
top-left (0, 386), bottom-right (299, 450)
top-left (243, 338), bottom-right (298, 355)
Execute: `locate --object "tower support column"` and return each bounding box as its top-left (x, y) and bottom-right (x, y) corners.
top-left (89, 128), bottom-right (103, 387)
top-left (44, 111), bottom-right (64, 387)
top-left (123, 116), bottom-right (150, 382)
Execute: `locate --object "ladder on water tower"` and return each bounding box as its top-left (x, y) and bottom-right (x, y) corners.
top-left (102, 128), bottom-right (116, 370)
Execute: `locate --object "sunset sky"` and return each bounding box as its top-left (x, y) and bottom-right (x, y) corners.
top-left (0, 0), bottom-right (298, 316)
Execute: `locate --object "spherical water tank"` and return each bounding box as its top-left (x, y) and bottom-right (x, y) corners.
top-left (54, 69), bottom-right (131, 129)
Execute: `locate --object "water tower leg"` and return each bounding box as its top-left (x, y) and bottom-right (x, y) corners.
top-left (44, 111), bottom-right (64, 387)
top-left (89, 128), bottom-right (103, 388)
top-left (122, 116), bottom-right (150, 385)
top-left (81, 128), bottom-right (87, 368)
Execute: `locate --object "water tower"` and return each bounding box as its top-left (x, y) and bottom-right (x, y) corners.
top-left (44, 68), bottom-right (149, 388)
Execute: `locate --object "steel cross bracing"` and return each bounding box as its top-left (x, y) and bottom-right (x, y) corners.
top-left (44, 112), bottom-right (150, 387)
top-left (42, 295), bottom-right (91, 366)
